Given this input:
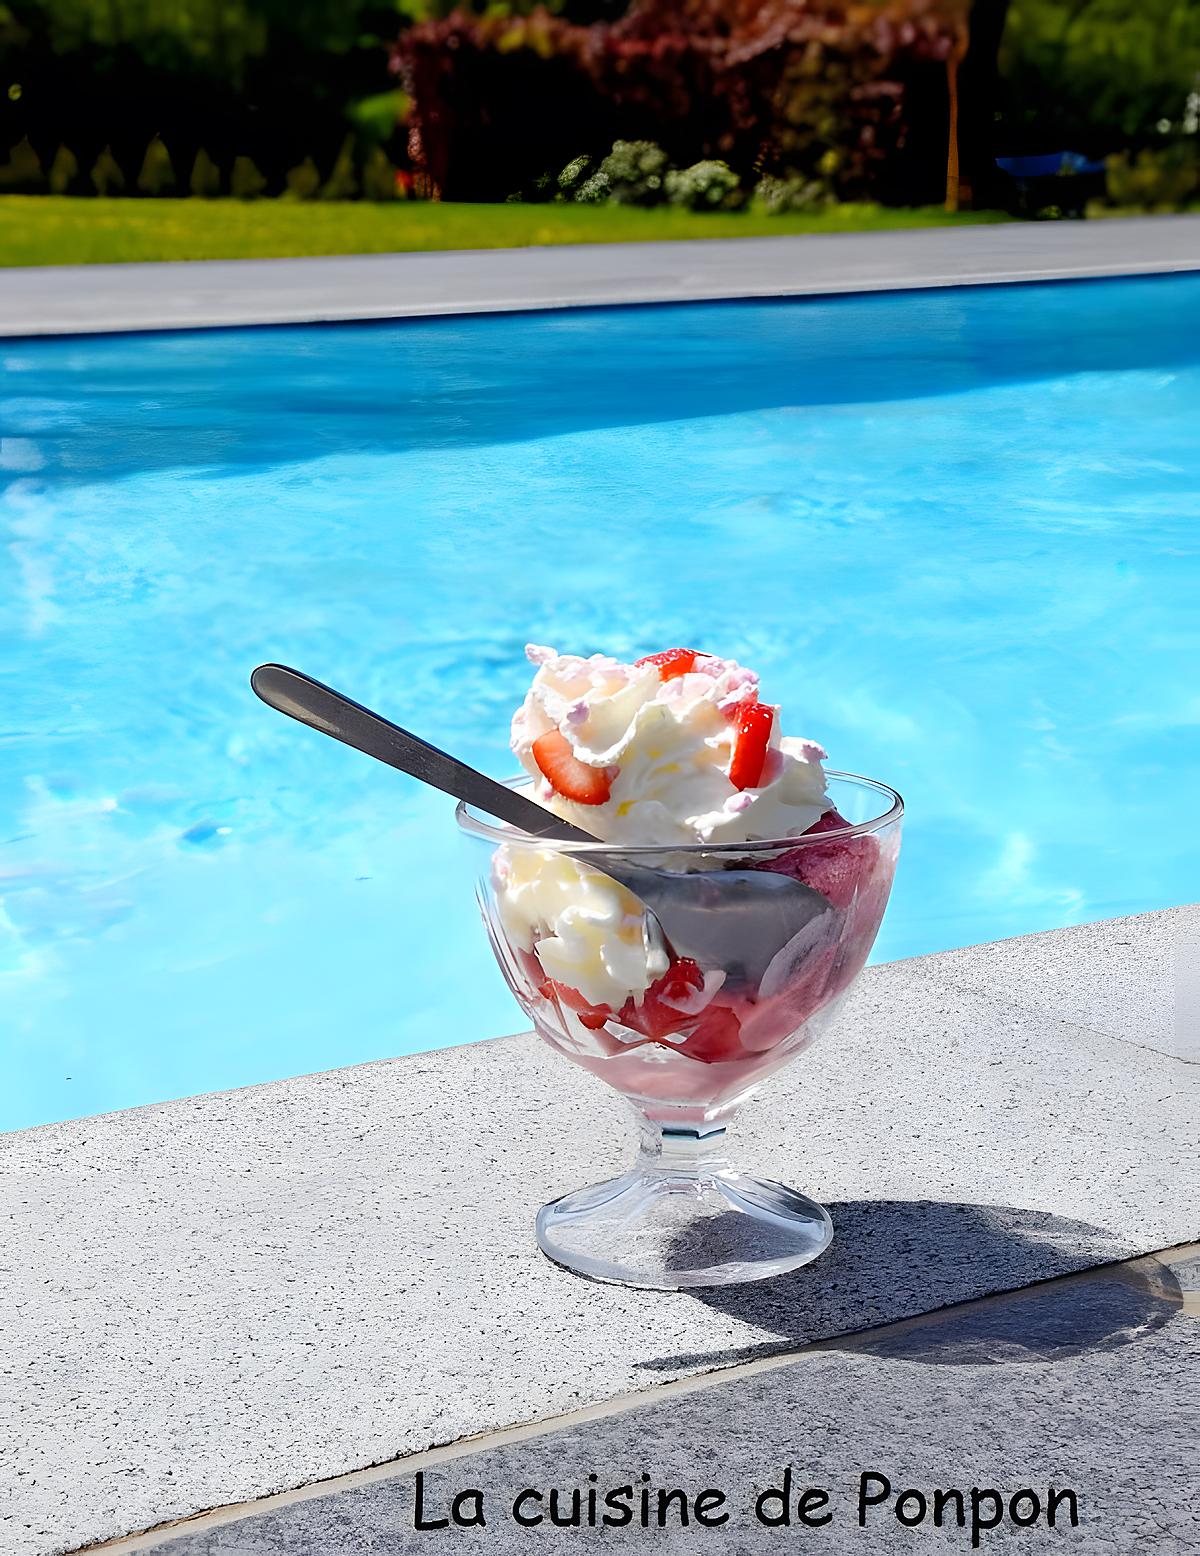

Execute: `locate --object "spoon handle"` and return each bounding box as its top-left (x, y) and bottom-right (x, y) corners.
top-left (250, 663), bottom-right (592, 843)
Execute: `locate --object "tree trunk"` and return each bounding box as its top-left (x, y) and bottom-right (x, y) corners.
top-left (957, 0), bottom-right (1014, 208)
top-left (945, 46), bottom-right (962, 209)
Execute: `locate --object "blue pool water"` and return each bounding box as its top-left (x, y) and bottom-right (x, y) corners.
top-left (3, 275), bottom-right (1199, 1132)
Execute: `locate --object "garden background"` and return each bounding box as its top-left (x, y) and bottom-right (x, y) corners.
top-left (0, 0), bottom-right (1198, 263)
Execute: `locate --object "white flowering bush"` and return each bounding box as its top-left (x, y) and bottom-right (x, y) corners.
top-left (754, 173), bottom-right (831, 214)
top-left (573, 140), bottom-right (670, 205)
top-left (664, 159), bottom-right (740, 210)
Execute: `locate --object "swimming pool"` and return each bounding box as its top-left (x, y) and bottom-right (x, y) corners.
top-left (3, 274), bottom-right (1199, 1132)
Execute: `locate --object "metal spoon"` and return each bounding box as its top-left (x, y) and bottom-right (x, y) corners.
top-left (250, 663), bottom-right (830, 987)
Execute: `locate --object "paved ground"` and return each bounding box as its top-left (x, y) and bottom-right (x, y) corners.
top-left (130, 1246), bottom-right (1200, 1554)
top-left (1, 906), bottom-right (1196, 1555)
top-left (1, 215), bottom-right (1198, 336)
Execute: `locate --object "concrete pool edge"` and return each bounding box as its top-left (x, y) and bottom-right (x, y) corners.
top-left (2, 214), bottom-right (1198, 337)
top-left (2, 904), bottom-right (1196, 1555)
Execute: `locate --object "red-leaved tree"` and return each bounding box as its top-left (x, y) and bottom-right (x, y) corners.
top-left (392, 0), bottom-right (970, 205)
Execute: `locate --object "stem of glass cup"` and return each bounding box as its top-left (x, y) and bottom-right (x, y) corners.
top-left (632, 1105), bottom-right (733, 1186)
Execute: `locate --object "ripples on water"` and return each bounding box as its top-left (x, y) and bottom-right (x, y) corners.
top-left (3, 277), bottom-right (1198, 1128)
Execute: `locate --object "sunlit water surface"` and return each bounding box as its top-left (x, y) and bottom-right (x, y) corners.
top-left (3, 276), bottom-right (1198, 1130)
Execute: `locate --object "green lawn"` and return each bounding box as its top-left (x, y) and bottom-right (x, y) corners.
top-left (0, 196), bottom-right (1007, 267)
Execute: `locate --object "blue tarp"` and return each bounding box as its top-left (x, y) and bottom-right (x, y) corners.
top-left (996, 151), bottom-right (1107, 178)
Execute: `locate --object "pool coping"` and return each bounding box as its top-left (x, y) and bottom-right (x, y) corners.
top-left (2, 213), bottom-right (1199, 337)
top-left (3, 903), bottom-right (1196, 1556)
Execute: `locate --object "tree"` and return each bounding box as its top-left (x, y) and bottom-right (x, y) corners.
top-left (958, 0), bottom-right (1013, 206)
top-left (997, 0), bottom-right (1200, 155)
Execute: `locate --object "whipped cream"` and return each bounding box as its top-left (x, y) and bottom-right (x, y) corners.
top-left (493, 646), bottom-right (834, 1019)
top-left (511, 645), bottom-right (830, 844)
top-left (495, 848), bottom-right (669, 1010)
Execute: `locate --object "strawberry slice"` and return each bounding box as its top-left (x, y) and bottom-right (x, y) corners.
top-left (679, 1003), bottom-right (744, 1063)
top-left (515, 947), bottom-right (547, 991)
top-left (531, 729), bottom-right (612, 805)
top-left (539, 977), bottom-right (612, 1030)
top-left (635, 648), bottom-right (698, 680)
top-left (655, 956), bottom-right (705, 1003)
top-left (729, 701), bottom-right (775, 790)
top-left (616, 957), bottom-right (705, 1040)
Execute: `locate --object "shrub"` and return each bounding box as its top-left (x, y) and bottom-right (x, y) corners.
top-left (320, 135), bottom-right (359, 199)
top-left (665, 158), bottom-right (741, 209)
top-left (0, 136), bottom-right (45, 192)
top-left (136, 136), bottom-right (176, 196)
top-left (573, 172), bottom-right (607, 202)
top-left (578, 139), bottom-right (669, 204)
top-left (48, 144), bottom-right (80, 195)
top-left (284, 157), bottom-right (322, 200)
top-left (557, 153), bottom-right (593, 197)
top-left (1105, 144), bottom-right (1199, 209)
top-left (90, 146), bottom-right (125, 196)
top-left (230, 155), bottom-right (267, 199)
top-left (190, 148), bottom-right (221, 198)
top-left (361, 145), bottom-right (399, 201)
top-left (755, 172), bottom-right (831, 213)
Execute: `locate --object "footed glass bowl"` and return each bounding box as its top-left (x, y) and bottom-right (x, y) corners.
top-left (457, 772), bottom-right (902, 1289)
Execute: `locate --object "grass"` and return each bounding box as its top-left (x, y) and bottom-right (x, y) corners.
top-left (0, 195), bottom-right (1008, 267)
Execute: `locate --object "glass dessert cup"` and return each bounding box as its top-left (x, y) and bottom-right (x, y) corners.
top-left (457, 772), bottom-right (902, 1290)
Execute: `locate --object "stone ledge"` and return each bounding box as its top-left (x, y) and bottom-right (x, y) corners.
top-left (1, 906), bottom-right (1196, 1556)
top-left (905, 903), bottom-right (1200, 1063)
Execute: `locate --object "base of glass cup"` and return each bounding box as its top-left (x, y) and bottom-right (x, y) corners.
top-left (535, 1123), bottom-right (833, 1289)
